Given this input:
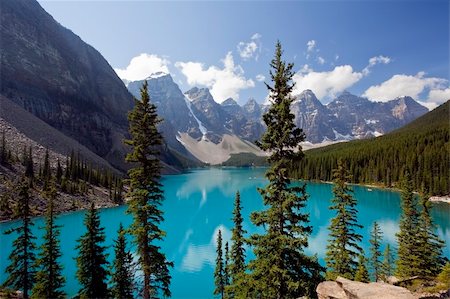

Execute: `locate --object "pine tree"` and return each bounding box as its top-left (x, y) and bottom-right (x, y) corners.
top-left (75, 202), bottom-right (109, 298)
top-left (325, 159), bottom-right (363, 280)
top-left (111, 223), bottom-right (134, 299)
top-left (2, 179), bottom-right (37, 299)
top-left (416, 194), bottom-right (444, 277)
top-left (25, 147), bottom-right (34, 180)
top-left (230, 191), bottom-right (246, 282)
top-left (56, 159), bottom-right (63, 185)
top-left (214, 229), bottom-right (225, 299)
top-left (1, 130), bottom-right (7, 164)
top-left (42, 148), bottom-right (51, 190)
top-left (381, 244), bottom-right (394, 280)
top-left (224, 241), bottom-right (230, 288)
top-left (124, 80), bottom-right (172, 299)
top-left (395, 173), bottom-right (421, 278)
top-left (247, 41), bottom-right (323, 298)
top-left (369, 221), bottom-right (383, 281)
top-left (32, 184), bottom-right (65, 299)
top-left (354, 254), bottom-right (370, 283)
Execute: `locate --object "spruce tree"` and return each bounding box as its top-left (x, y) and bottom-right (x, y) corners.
top-left (2, 179), bottom-right (37, 299)
top-left (111, 223), bottom-right (134, 299)
top-left (416, 194), bottom-right (444, 277)
top-left (56, 159), bottom-right (63, 185)
top-left (25, 147), bottom-right (34, 180)
top-left (325, 159), bottom-right (363, 280)
top-left (354, 254), bottom-right (370, 283)
top-left (1, 130), bottom-right (6, 164)
top-left (124, 80), bottom-right (172, 298)
top-left (381, 244), bottom-right (394, 280)
top-left (214, 229), bottom-right (225, 299)
top-left (32, 184), bottom-right (65, 299)
top-left (75, 202), bottom-right (109, 298)
top-left (230, 191), bottom-right (246, 282)
top-left (247, 41), bottom-right (323, 298)
top-left (42, 148), bottom-right (51, 190)
top-left (395, 173), bottom-right (421, 278)
top-left (369, 221), bottom-right (383, 281)
top-left (224, 241), bottom-right (230, 288)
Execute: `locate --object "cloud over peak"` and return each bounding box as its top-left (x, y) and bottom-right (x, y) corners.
top-left (175, 52), bottom-right (255, 103)
top-left (237, 33), bottom-right (262, 61)
top-left (363, 71), bottom-right (449, 108)
top-left (114, 53), bottom-right (170, 81)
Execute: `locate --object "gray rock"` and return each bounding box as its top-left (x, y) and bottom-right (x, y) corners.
top-left (316, 277), bottom-right (416, 299)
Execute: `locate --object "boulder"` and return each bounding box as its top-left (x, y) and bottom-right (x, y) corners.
top-left (317, 276), bottom-right (416, 299)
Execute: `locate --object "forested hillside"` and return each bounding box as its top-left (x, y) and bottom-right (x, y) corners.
top-left (290, 101), bottom-right (449, 195)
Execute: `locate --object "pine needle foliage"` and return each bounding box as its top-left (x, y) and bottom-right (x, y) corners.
top-left (246, 41), bottom-right (323, 299)
top-left (325, 159), bottom-right (363, 280)
top-left (32, 184), bottom-right (65, 299)
top-left (2, 179), bottom-right (37, 299)
top-left (75, 202), bottom-right (109, 298)
top-left (214, 229), bottom-right (225, 299)
top-left (124, 80), bottom-right (172, 298)
top-left (369, 221), bottom-right (383, 281)
top-left (111, 223), bottom-right (134, 299)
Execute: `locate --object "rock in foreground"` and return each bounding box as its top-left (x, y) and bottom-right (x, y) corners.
top-left (316, 277), bottom-right (415, 299)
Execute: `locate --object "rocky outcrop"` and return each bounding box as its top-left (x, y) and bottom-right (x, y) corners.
top-left (316, 277), bottom-right (416, 299)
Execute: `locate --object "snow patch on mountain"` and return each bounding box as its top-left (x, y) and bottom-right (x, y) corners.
top-left (183, 96), bottom-right (207, 137)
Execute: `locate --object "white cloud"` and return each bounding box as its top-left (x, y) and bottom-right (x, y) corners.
top-left (317, 56), bottom-right (325, 65)
top-left (237, 33), bottom-right (262, 61)
top-left (362, 55), bottom-right (391, 75)
top-left (255, 74), bottom-right (266, 82)
top-left (427, 88), bottom-right (450, 108)
top-left (335, 54), bottom-right (339, 61)
top-left (293, 65), bottom-right (363, 100)
top-left (363, 72), bottom-right (448, 103)
top-left (175, 52), bottom-right (255, 103)
top-left (114, 53), bottom-right (170, 81)
top-left (306, 40), bottom-right (316, 52)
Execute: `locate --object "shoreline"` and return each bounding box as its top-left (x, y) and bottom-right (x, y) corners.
top-left (429, 196), bottom-right (450, 204)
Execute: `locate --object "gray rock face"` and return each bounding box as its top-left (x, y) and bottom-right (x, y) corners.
top-left (316, 277), bottom-right (416, 299)
top-left (292, 90), bottom-right (339, 143)
top-left (0, 0), bottom-right (133, 170)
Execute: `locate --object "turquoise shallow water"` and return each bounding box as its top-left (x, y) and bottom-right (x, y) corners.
top-left (1, 167), bottom-right (449, 298)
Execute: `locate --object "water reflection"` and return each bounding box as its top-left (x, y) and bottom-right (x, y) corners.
top-left (180, 225), bottom-right (231, 272)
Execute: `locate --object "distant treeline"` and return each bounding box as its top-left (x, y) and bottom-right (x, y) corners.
top-left (289, 101), bottom-right (450, 195)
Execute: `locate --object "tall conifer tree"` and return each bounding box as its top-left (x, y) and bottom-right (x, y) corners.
top-left (396, 173), bottom-right (421, 278)
top-left (354, 254), bottom-right (370, 283)
top-left (230, 191), bottom-right (246, 282)
top-left (247, 41), bottom-right (323, 299)
top-left (325, 159), bottom-right (363, 280)
top-left (369, 221), bottom-right (383, 281)
top-left (111, 223), bottom-right (134, 299)
top-left (381, 244), bottom-right (395, 280)
top-left (32, 184), bottom-right (65, 298)
top-left (214, 229), bottom-right (225, 299)
top-left (2, 179), bottom-right (37, 299)
top-left (124, 80), bottom-right (172, 298)
top-left (224, 242), bottom-right (230, 288)
top-left (75, 202), bottom-right (109, 298)
top-left (416, 194), bottom-right (444, 277)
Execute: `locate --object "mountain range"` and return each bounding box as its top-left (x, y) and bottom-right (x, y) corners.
top-left (0, 0), bottom-right (430, 169)
top-left (126, 74), bottom-right (428, 163)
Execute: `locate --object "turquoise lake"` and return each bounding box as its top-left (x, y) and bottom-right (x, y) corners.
top-left (1, 168), bottom-right (449, 298)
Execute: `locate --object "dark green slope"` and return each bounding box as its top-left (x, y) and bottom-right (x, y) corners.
top-left (291, 101), bottom-right (449, 195)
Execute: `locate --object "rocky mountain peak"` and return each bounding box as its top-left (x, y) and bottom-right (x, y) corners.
top-left (184, 87), bottom-right (214, 103)
top-left (221, 98), bottom-right (238, 106)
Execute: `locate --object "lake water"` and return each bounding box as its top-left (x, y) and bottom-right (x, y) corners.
top-left (1, 168), bottom-right (449, 298)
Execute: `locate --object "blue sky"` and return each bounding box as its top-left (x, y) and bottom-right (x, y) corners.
top-left (39, 0), bottom-right (449, 108)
